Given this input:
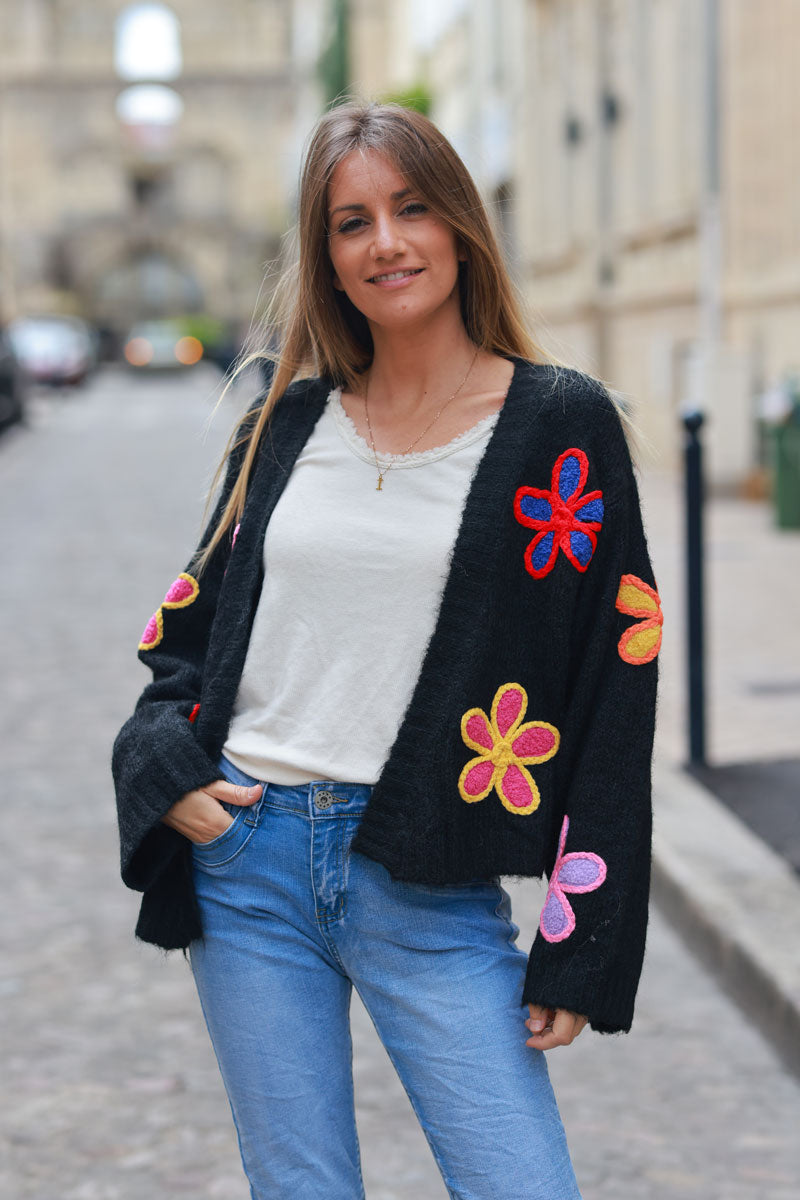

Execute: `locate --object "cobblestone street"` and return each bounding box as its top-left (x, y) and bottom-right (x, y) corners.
top-left (1, 367), bottom-right (798, 1199)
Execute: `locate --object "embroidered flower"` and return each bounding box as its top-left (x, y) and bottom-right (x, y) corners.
top-left (616, 574), bottom-right (663, 664)
top-left (514, 447), bottom-right (604, 578)
top-left (539, 815), bottom-right (607, 943)
top-left (139, 573), bottom-right (200, 651)
top-left (458, 682), bottom-right (560, 816)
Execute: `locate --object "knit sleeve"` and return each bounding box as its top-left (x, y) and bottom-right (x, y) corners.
top-left (521, 389), bottom-right (659, 1033)
top-left (111, 404), bottom-right (257, 894)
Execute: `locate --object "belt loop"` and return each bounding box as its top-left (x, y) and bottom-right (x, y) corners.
top-left (243, 783), bottom-right (266, 827)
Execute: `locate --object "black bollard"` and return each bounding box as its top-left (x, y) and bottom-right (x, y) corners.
top-left (683, 411), bottom-right (706, 766)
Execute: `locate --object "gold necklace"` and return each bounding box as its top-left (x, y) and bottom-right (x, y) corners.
top-left (363, 348), bottom-right (480, 491)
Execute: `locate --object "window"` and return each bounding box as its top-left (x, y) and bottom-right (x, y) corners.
top-left (114, 3), bottom-right (182, 81)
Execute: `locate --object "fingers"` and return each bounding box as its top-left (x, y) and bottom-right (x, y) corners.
top-left (525, 1006), bottom-right (588, 1050)
top-left (203, 779), bottom-right (263, 807)
top-left (160, 780), bottom-right (260, 844)
top-left (526, 1003), bottom-right (553, 1033)
top-left (160, 788), bottom-right (234, 843)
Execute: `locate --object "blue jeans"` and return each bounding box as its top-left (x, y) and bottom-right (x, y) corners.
top-left (189, 756), bottom-right (582, 1200)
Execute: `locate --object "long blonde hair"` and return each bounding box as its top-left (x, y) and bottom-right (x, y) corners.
top-left (197, 100), bottom-right (625, 572)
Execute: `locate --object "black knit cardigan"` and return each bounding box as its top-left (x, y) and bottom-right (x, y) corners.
top-left (112, 358), bottom-right (660, 1034)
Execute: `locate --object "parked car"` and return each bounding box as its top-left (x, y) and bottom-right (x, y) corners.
top-left (0, 326), bottom-right (27, 429)
top-left (123, 319), bottom-right (204, 371)
top-left (7, 315), bottom-right (97, 387)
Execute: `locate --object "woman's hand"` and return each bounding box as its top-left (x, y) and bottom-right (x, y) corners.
top-left (525, 1004), bottom-right (588, 1050)
top-left (161, 780), bottom-right (262, 845)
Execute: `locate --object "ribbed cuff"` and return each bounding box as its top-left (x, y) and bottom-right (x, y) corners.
top-left (120, 727), bottom-right (221, 891)
top-left (522, 940), bottom-right (641, 1035)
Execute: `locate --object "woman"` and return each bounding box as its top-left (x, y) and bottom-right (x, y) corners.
top-left (113, 101), bottom-right (660, 1200)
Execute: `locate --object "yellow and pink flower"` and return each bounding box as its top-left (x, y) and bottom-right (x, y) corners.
top-left (139, 573), bottom-right (199, 651)
top-left (458, 682), bottom-right (560, 816)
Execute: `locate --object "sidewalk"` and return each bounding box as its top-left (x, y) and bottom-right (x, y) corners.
top-left (638, 467), bottom-right (800, 764)
top-left (638, 465), bottom-right (800, 1075)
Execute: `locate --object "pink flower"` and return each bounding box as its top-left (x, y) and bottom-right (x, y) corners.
top-left (539, 815), bottom-right (607, 943)
top-left (139, 573), bottom-right (199, 651)
top-left (458, 683), bottom-right (560, 816)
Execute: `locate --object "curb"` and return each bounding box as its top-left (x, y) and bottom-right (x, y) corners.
top-left (651, 760), bottom-right (800, 1078)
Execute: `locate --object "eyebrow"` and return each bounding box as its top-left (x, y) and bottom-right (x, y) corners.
top-left (329, 188), bottom-right (413, 218)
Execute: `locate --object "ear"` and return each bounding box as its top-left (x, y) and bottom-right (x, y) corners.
top-left (456, 242), bottom-right (468, 264)
top-left (331, 271), bottom-right (343, 291)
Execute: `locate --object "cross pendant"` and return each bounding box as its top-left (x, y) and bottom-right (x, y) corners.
top-left (376, 473), bottom-right (384, 491)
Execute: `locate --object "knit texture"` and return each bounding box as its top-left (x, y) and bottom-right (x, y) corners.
top-left (112, 360), bottom-right (659, 1033)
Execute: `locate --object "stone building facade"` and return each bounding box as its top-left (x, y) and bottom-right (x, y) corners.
top-left (0, 0), bottom-right (302, 333)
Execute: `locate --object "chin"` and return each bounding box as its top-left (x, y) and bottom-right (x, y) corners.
top-left (363, 294), bottom-right (461, 332)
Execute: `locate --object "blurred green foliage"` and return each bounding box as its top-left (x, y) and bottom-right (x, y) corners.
top-left (378, 84), bottom-right (432, 116)
top-left (316, 0), bottom-right (430, 115)
top-left (318, 0), bottom-right (349, 106)
top-left (170, 314), bottom-right (228, 348)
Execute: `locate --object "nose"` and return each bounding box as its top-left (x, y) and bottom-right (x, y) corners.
top-left (370, 210), bottom-right (405, 259)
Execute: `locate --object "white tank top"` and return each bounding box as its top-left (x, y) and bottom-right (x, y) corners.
top-left (222, 387), bottom-right (500, 785)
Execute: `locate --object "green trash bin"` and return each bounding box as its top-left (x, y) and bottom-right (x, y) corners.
top-left (770, 422), bottom-right (800, 529)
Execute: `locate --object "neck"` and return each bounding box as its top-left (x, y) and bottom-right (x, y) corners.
top-left (365, 314), bottom-right (479, 417)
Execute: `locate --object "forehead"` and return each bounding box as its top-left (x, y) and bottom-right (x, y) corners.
top-left (327, 148), bottom-right (410, 209)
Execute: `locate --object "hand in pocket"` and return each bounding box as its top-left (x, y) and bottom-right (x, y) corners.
top-left (161, 779), bottom-right (262, 845)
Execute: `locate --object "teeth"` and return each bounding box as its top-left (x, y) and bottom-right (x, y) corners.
top-left (371, 269), bottom-right (420, 282)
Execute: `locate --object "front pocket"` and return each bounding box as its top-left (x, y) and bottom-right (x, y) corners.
top-left (191, 804), bottom-right (257, 868)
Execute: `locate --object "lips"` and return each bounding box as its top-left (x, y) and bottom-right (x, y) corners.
top-left (368, 268), bottom-right (424, 283)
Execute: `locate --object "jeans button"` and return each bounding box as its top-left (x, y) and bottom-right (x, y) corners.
top-left (315, 790), bottom-right (334, 809)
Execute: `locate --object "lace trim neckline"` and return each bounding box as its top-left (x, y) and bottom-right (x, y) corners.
top-left (327, 386), bottom-right (501, 470)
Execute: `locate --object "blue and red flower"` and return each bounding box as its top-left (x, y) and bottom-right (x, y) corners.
top-left (514, 447), bottom-right (604, 579)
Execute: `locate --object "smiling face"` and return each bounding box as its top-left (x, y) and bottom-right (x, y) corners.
top-left (326, 148), bottom-right (466, 337)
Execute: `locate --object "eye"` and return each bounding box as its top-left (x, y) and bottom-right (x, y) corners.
top-left (336, 215), bottom-right (367, 235)
top-left (401, 201), bottom-right (428, 216)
